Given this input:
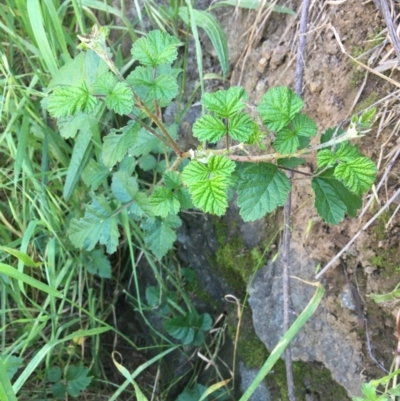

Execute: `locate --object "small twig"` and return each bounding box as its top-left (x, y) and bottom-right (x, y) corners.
top-left (282, 1), bottom-right (311, 400)
top-left (315, 187), bottom-right (400, 279)
top-left (377, 0), bottom-right (400, 64)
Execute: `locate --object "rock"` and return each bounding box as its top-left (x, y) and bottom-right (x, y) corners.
top-left (239, 361), bottom-right (271, 401)
top-left (270, 44), bottom-right (289, 70)
top-left (309, 80), bottom-right (323, 94)
top-left (248, 243), bottom-right (364, 398)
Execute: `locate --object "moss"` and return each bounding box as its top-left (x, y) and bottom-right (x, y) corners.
top-left (354, 93), bottom-right (378, 114)
top-left (369, 210), bottom-right (400, 278)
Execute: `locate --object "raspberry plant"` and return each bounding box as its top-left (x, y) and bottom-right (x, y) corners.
top-left (43, 26), bottom-right (377, 259)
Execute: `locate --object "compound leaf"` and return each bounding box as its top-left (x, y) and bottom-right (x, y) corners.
top-left (257, 86), bottom-right (303, 132)
top-left (149, 187), bottom-right (181, 217)
top-left (228, 112), bottom-right (254, 142)
top-left (201, 86), bottom-right (248, 118)
top-left (68, 194), bottom-right (120, 254)
top-left (65, 365), bottom-right (92, 397)
top-left (102, 122), bottom-right (139, 168)
top-left (142, 215), bottom-right (182, 259)
top-left (334, 157), bottom-right (377, 195)
top-left (111, 171), bottom-right (139, 203)
top-left (105, 81), bottom-right (134, 115)
top-left (192, 114), bottom-right (227, 142)
top-left (57, 113), bottom-right (89, 139)
top-left (47, 81), bottom-right (97, 118)
top-left (237, 163), bottom-right (291, 221)
top-left (131, 30), bottom-right (182, 66)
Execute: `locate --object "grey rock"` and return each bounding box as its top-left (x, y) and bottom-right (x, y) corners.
top-left (239, 361), bottom-right (271, 401)
top-left (248, 245), bottom-right (364, 398)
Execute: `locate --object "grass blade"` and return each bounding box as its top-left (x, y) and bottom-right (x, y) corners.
top-left (27, 0), bottom-right (58, 77)
top-left (210, 0), bottom-right (296, 15)
top-left (179, 6), bottom-right (229, 78)
top-left (0, 263), bottom-right (61, 298)
top-left (239, 283), bottom-right (325, 401)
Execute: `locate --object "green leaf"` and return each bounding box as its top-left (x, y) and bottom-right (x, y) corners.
top-left (317, 142), bottom-right (364, 169)
top-left (82, 159), bottom-right (108, 191)
top-left (149, 187), bottom-right (181, 217)
top-left (291, 113), bottom-right (317, 137)
top-left (201, 87), bottom-right (248, 118)
top-left (129, 127), bottom-right (163, 157)
top-left (178, 7), bottom-right (229, 78)
top-left (163, 171), bottom-right (193, 209)
top-left (311, 168), bottom-right (362, 224)
top-left (138, 154), bottom-right (157, 171)
top-left (131, 30), bottom-right (182, 66)
top-left (164, 312), bottom-right (211, 346)
top-left (111, 171), bottom-right (139, 203)
top-left (228, 113), bottom-right (254, 142)
top-left (68, 194), bottom-right (120, 254)
top-left (190, 175), bottom-right (230, 215)
top-left (237, 163), bottom-right (291, 221)
top-left (65, 365), bottom-right (92, 397)
top-left (192, 114), bottom-right (227, 142)
top-left (127, 66), bottom-right (178, 102)
top-left (142, 216), bottom-right (182, 259)
top-left (92, 71), bottom-right (116, 95)
top-left (334, 157), bottom-right (377, 195)
top-left (47, 366), bottom-right (62, 383)
top-left (129, 192), bottom-right (154, 218)
top-left (182, 155), bottom-right (235, 186)
top-left (177, 384), bottom-right (208, 401)
top-left (273, 128), bottom-right (299, 154)
top-left (105, 82), bottom-right (134, 115)
top-left (320, 126), bottom-right (345, 144)
top-left (47, 50), bottom-right (108, 90)
top-left (335, 143), bottom-right (363, 162)
top-left (51, 382), bottom-right (66, 399)
top-left (86, 249), bottom-right (112, 278)
top-left (102, 122), bottom-right (139, 168)
top-left (47, 81), bottom-right (98, 118)
top-left (57, 113), bottom-right (89, 139)
top-left (257, 86), bottom-right (303, 132)
top-left (1, 355), bottom-right (23, 380)
top-left (278, 157), bottom-right (306, 168)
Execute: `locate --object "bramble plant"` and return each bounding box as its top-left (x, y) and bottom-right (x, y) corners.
top-left (43, 26), bottom-right (377, 260)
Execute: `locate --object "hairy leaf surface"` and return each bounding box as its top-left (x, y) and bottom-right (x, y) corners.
top-left (142, 216), bottom-right (182, 259)
top-left (237, 163), bottom-right (290, 221)
top-left (105, 82), bottom-right (134, 115)
top-left (131, 30), bottom-right (182, 66)
top-left (257, 86), bottom-right (303, 132)
top-left (68, 194), bottom-right (120, 253)
top-left (334, 157), bottom-right (377, 195)
top-left (192, 115), bottom-right (227, 142)
top-left (102, 122), bottom-right (139, 168)
top-left (201, 87), bottom-right (248, 118)
top-left (47, 82), bottom-right (97, 118)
